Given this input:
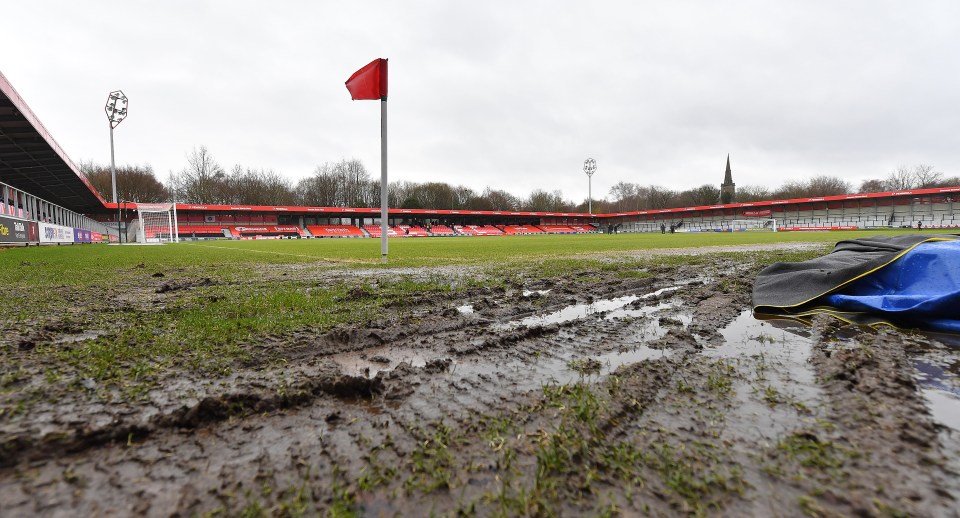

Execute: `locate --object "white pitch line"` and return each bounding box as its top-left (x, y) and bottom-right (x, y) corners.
top-left (183, 242), bottom-right (377, 264)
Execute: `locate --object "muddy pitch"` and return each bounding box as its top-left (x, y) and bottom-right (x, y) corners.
top-left (1, 244), bottom-right (959, 517)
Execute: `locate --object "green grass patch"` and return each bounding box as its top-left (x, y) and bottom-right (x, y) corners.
top-left (0, 230), bottom-right (903, 404)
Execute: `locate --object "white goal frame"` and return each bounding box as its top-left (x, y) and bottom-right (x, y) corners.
top-left (136, 203), bottom-right (179, 243)
top-left (728, 218), bottom-right (777, 232)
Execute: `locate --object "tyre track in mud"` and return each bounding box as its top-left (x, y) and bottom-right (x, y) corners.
top-left (0, 273), bottom-right (705, 516)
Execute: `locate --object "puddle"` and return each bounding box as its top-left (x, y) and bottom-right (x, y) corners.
top-left (914, 359), bottom-right (960, 396)
top-left (592, 345), bottom-right (670, 375)
top-left (707, 310), bottom-right (818, 385)
top-left (734, 312), bottom-right (960, 433)
top-left (923, 390), bottom-right (960, 431)
top-left (335, 295), bottom-right (960, 436)
top-left (494, 285), bottom-right (683, 331)
top-left (53, 330), bottom-right (107, 344)
top-left (708, 310), bottom-right (823, 442)
top-left (332, 346), bottom-right (438, 377)
top-left (914, 358), bottom-right (960, 431)
top-left (605, 301), bottom-right (690, 325)
top-left (335, 296), bottom-right (685, 382)
top-left (332, 340), bottom-right (671, 385)
top-left (448, 344), bottom-right (671, 390)
top-left (338, 287), bottom-right (689, 381)
top-left (522, 289), bottom-right (552, 297)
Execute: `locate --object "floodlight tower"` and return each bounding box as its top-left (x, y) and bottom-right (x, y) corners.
top-left (583, 158), bottom-right (597, 214)
top-left (105, 90), bottom-right (128, 204)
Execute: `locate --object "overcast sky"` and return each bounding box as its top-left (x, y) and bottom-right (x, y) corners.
top-left (3, 1), bottom-right (960, 203)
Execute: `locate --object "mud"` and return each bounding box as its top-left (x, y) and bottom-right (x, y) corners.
top-left (1, 245), bottom-right (959, 516)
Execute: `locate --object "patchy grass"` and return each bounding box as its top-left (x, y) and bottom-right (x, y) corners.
top-left (0, 236), bottom-right (832, 428)
top-left (404, 421), bottom-right (458, 494)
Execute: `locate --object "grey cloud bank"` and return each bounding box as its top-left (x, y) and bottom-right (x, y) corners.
top-left (3, 1), bottom-right (959, 203)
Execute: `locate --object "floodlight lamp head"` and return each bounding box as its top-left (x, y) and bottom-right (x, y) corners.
top-left (583, 158), bottom-right (597, 177)
top-left (105, 90), bottom-right (128, 128)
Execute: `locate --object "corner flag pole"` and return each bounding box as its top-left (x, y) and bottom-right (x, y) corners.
top-left (345, 57), bottom-right (389, 261)
top-left (380, 97), bottom-right (388, 261)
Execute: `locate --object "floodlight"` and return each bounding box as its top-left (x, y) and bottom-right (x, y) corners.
top-left (584, 158), bottom-right (597, 214)
top-left (105, 90), bottom-right (128, 204)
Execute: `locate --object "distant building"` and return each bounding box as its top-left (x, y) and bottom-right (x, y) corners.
top-left (720, 154), bottom-right (736, 204)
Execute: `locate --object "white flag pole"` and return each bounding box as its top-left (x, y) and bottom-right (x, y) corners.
top-left (380, 97), bottom-right (388, 262)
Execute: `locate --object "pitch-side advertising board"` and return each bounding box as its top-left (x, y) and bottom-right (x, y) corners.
top-left (39, 222), bottom-right (75, 244)
top-left (0, 216), bottom-right (39, 243)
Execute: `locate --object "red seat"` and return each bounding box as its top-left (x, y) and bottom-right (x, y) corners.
top-left (306, 225), bottom-right (366, 237)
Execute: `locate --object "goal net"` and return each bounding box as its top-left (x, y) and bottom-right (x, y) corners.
top-left (727, 218), bottom-right (777, 232)
top-left (136, 203), bottom-right (179, 243)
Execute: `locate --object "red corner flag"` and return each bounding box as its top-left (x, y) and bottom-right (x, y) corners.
top-left (345, 58), bottom-right (388, 100)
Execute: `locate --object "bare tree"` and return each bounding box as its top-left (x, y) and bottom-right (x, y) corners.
top-left (420, 182), bottom-right (458, 210)
top-left (939, 176), bottom-right (960, 188)
top-left (296, 166), bottom-right (336, 207)
top-left (453, 185), bottom-right (476, 209)
top-left (913, 164), bottom-right (943, 188)
top-left (735, 184), bottom-right (771, 202)
top-left (525, 189), bottom-right (571, 212)
top-left (681, 184), bottom-right (720, 206)
top-left (483, 188), bottom-right (521, 211)
top-left (608, 181), bottom-right (644, 211)
top-left (80, 160), bottom-right (168, 202)
top-left (806, 175), bottom-right (850, 197)
top-left (464, 193), bottom-right (494, 211)
top-left (886, 165), bottom-right (915, 191)
top-left (647, 185), bottom-right (677, 209)
top-left (388, 180), bottom-right (416, 208)
top-left (226, 166), bottom-right (295, 205)
top-left (858, 178), bottom-right (887, 194)
top-left (772, 179), bottom-right (811, 200)
top-left (881, 164), bottom-right (945, 191)
top-left (339, 159), bottom-right (372, 207)
top-left (167, 146), bottom-right (228, 203)
top-left (295, 159), bottom-right (372, 207)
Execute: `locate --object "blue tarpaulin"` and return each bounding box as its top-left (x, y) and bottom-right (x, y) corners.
top-left (825, 240), bottom-right (960, 333)
top-left (753, 235), bottom-right (960, 333)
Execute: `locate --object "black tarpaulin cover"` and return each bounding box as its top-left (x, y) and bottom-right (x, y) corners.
top-left (753, 234), bottom-right (960, 332)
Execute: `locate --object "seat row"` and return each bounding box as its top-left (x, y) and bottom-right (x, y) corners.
top-left (173, 223), bottom-right (601, 239)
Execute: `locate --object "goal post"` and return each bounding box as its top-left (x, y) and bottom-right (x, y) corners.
top-left (727, 218), bottom-right (777, 232)
top-left (136, 203), bottom-right (179, 243)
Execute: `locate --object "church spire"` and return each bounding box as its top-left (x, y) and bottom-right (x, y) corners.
top-left (720, 154), bottom-right (736, 204)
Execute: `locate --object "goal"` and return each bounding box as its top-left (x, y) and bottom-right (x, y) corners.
top-left (136, 203), bottom-right (179, 243)
top-left (728, 218), bottom-right (777, 232)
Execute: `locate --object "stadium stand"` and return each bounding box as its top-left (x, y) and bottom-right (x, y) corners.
top-left (397, 225), bottom-right (429, 237)
top-left (363, 225), bottom-right (404, 238)
top-left (219, 225), bottom-right (304, 238)
top-left (569, 224), bottom-right (598, 233)
top-left (177, 225), bottom-right (228, 237)
top-left (142, 225), bottom-right (171, 240)
top-left (305, 224), bottom-right (366, 238)
top-left (502, 225), bottom-right (544, 235)
top-left (427, 225), bottom-right (457, 236)
top-left (538, 225), bottom-right (578, 234)
top-left (456, 225), bottom-right (504, 236)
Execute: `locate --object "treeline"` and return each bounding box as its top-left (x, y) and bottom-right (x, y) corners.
top-left (82, 149), bottom-right (958, 212)
top-left (83, 146), bottom-right (579, 211)
top-left (604, 165), bottom-right (959, 212)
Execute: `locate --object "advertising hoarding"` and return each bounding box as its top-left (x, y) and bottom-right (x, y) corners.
top-left (0, 216), bottom-right (35, 243)
top-left (40, 222), bottom-right (75, 244)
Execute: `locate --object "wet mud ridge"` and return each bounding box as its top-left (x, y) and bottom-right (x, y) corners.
top-left (2, 250), bottom-right (959, 516)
